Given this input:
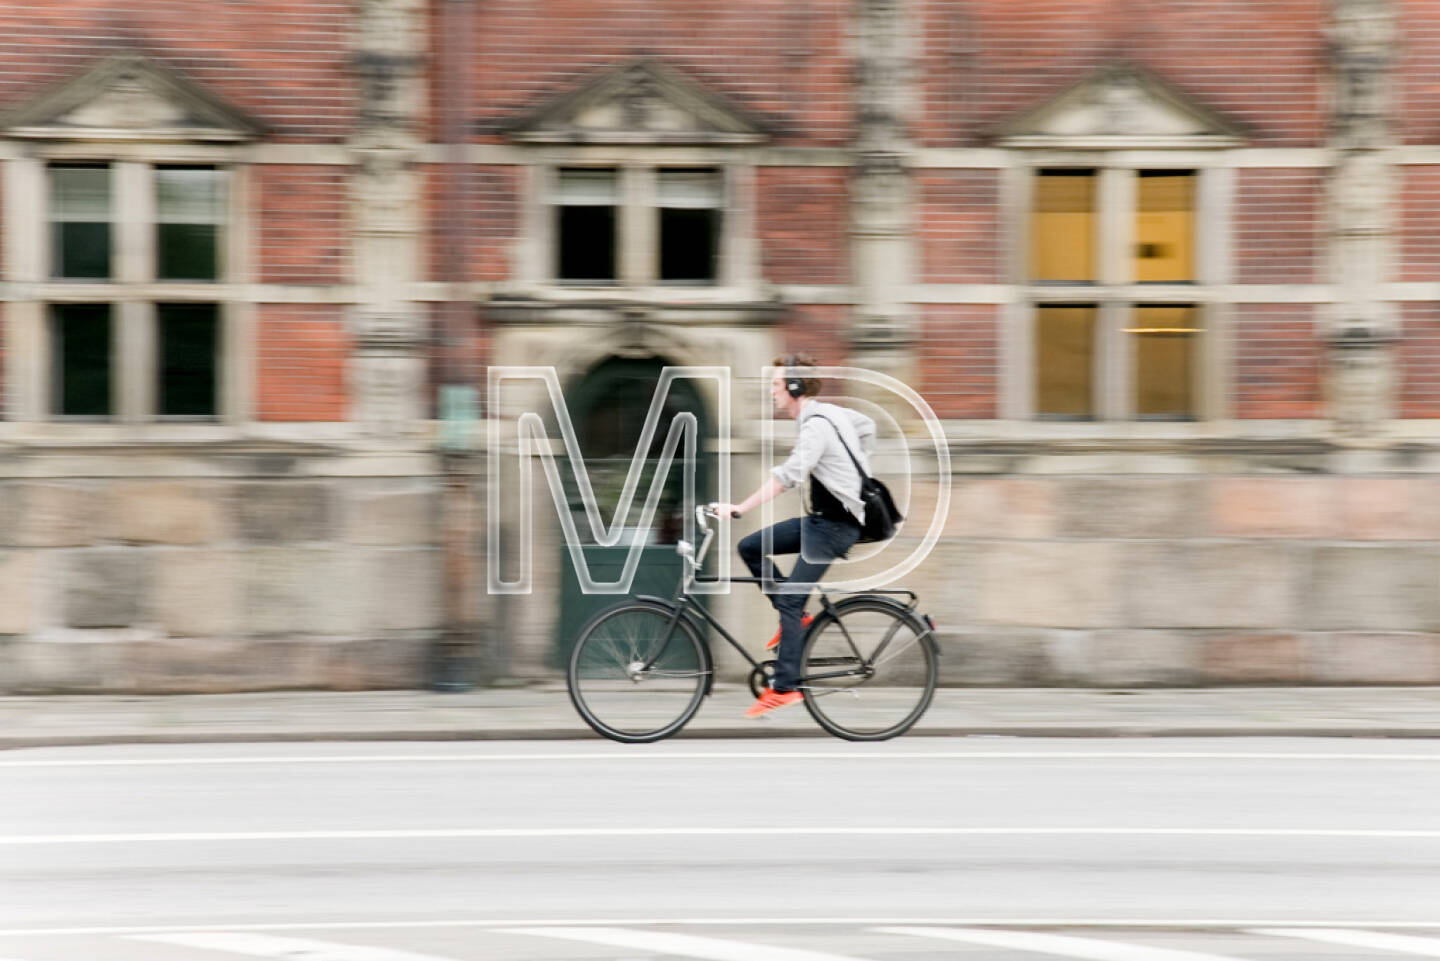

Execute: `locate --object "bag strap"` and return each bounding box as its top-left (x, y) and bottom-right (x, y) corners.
top-left (808, 412), bottom-right (872, 482)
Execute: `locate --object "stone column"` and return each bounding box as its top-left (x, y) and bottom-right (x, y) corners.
top-left (350, 0), bottom-right (427, 441)
top-left (850, 0), bottom-right (918, 401)
top-left (1325, 0), bottom-right (1398, 437)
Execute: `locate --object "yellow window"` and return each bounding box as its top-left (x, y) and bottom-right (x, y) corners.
top-left (1135, 171), bottom-right (1195, 283)
top-left (1035, 305), bottom-right (1096, 418)
top-left (1031, 170), bottom-right (1095, 283)
top-left (1130, 305), bottom-right (1200, 419)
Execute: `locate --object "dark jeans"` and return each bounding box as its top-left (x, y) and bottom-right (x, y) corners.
top-left (738, 515), bottom-right (861, 692)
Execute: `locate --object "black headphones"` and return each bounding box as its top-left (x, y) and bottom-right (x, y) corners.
top-left (783, 354), bottom-right (806, 399)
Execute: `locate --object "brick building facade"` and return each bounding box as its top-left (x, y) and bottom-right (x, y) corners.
top-left (2, 0), bottom-right (1438, 692)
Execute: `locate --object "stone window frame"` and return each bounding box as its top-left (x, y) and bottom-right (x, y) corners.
top-left (516, 151), bottom-right (762, 296)
top-left (1001, 155), bottom-right (1234, 424)
top-left (3, 146), bottom-right (253, 427)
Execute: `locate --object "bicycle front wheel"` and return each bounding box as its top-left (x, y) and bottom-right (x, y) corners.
top-left (567, 601), bottom-right (710, 743)
top-left (800, 598), bottom-right (937, 741)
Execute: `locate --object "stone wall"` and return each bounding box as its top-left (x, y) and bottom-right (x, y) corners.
top-left (902, 447), bottom-right (1440, 686)
top-left (0, 448), bottom-right (443, 693)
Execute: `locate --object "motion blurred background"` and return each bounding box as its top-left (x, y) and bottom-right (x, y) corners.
top-left (0, 0), bottom-right (1433, 695)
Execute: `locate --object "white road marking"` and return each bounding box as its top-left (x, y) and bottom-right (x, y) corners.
top-left (877, 927), bottom-right (1251, 960)
top-left (502, 926), bottom-right (872, 960)
top-left (131, 932), bottom-right (465, 960)
top-left (5, 750), bottom-right (1440, 768)
top-left (4, 826), bottom-right (1440, 845)
top-left (1254, 928), bottom-right (1440, 956)
top-left (3, 919), bottom-right (1440, 938)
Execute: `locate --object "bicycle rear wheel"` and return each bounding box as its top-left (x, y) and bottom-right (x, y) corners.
top-left (800, 598), bottom-right (937, 741)
top-left (567, 601), bottom-right (710, 743)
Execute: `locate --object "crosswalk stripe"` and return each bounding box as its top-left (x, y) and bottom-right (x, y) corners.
top-left (129, 932), bottom-right (465, 960)
top-left (1254, 928), bottom-right (1440, 956)
top-left (875, 927), bottom-right (1251, 960)
top-left (501, 926), bottom-right (874, 960)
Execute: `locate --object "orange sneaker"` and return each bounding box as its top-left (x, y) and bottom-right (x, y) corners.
top-left (765, 613), bottom-right (814, 651)
top-left (745, 688), bottom-right (804, 718)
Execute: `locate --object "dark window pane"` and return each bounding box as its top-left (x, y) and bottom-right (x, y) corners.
top-left (158, 304), bottom-right (219, 417)
top-left (157, 167), bottom-right (224, 281)
top-left (659, 207), bottom-right (719, 283)
top-left (158, 223), bottom-right (219, 281)
top-left (54, 222), bottom-right (111, 279)
top-left (50, 166), bottom-right (111, 280)
top-left (557, 205), bottom-right (617, 282)
top-left (53, 305), bottom-right (112, 417)
top-left (1035, 305), bottom-right (1095, 419)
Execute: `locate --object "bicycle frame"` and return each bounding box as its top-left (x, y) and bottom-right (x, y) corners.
top-left (639, 506), bottom-right (934, 685)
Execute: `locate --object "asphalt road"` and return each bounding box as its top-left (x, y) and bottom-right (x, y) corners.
top-left (2, 738), bottom-right (1439, 960)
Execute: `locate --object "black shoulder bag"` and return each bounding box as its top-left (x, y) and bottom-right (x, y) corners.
top-left (811, 414), bottom-right (904, 544)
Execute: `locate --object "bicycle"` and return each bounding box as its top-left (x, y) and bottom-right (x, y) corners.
top-left (565, 505), bottom-right (940, 743)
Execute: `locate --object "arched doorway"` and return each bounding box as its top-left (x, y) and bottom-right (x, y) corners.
top-left (554, 356), bottom-right (713, 665)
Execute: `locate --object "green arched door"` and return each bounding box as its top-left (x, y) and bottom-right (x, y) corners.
top-left (554, 357), bottom-right (713, 666)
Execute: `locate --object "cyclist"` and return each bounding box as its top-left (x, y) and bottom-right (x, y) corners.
top-left (714, 353), bottom-right (875, 718)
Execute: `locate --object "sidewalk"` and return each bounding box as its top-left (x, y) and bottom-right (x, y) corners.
top-left (3, 685), bottom-right (1440, 748)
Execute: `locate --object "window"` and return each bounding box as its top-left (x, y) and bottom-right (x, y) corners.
top-left (550, 166), bottom-right (726, 286)
top-left (52, 304), bottom-right (113, 417)
top-left (556, 168), bottom-right (618, 283)
top-left (658, 168), bottom-right (721, 284)
top-left (157, 166), bottom-right (226, 281)
top-left (50, 165), bottom-right (112, 280)
top-left (1031, 169), bottom-right (1095, 284)
top-left (36, 162), bottom-right (230, 422)
top-left (1027, 168), bottom-right (1205, 421)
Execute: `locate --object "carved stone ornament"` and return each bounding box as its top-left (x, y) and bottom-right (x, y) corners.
top-left (503, 59), bottom-right (771, 145)
top-left (0, 54), bottom-right (265, 142)
top-left (354, 354), bottom-right (426, 436)
top-left (355, 310), bottom-right (425, 352)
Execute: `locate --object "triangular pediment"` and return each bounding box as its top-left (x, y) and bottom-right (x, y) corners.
top-left (997, 64), bottom-right (1244, 148)
top-left (504, 59), bottom-right (770, 145)
top-left (2, 55), bottom-right (265, 143)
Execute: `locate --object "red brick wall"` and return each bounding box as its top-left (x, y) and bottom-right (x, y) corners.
top-left (757, 168), bottom-right (850, 285)
top-left (918, 305), bottom-right (998, 418)
top-left (916, 170), bottom-right (1000, 284)
top-left (918, 0), bottom-right (1326, 148)
top-left (780, 305), bottom-right (849, 367)
top-left (427, 165), bottom-right (520, 284)
top-left (257, 166), bottom-right (348, 285)
top-left (1399, 302), bottom-right (1440, 418)
top-left (1234, 304), bottom-right (1322, 418)
top-left (1400, 0), bottom-right (1440, 146)
top-left (463, 0), bottom-right (852, 147)
top-left (256, 305), bottom-right (348, 421)
top-left (1234, 169), bottom-right (1324, 285)
top-left (1400, 166), bottom-right (1440, 282)
top-left (0, 1), bottom-right (353, 142)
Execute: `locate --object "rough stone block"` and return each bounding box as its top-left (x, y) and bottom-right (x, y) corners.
top-left (320, 634), bottom-right (432, 689)
top-left (1199, 632), bottom-right (1303, 683)
top-left (129, 638), bottom-right (329, 692)
top-left (935, 628), bottom-right (1062, 685)
top-left (1209, 477), bottom-right (1340, 538)
top-left (240, 549), bottom-right (364, 634)
top-left (105, 482), bottom-right (226, 546)
top-left (946, 478), bottom-right (1056, 539)
top-left (3, 483), bottom-right (110, 548)
top-left (363, 549), bottom-right (443, 631)
top-left (977, 541), bottom-right (1119, 627)
top-left (1084, 631), bottom-right (1201, 686)
top-left (344, 485), bottom-right (439, 546)
top-left (147, 550), bottom-right (242, 636)
top-left (64, 551), bottom-right (149, 629)
top-left (0, 551), bottom-right (36, 635)
top-left (1121, 542), bottom-right (1297, 629)
top-left (1302, 633), bottom-right (1440, 683)
top-left (1302, 545), bottom-right (1440, 631)
top-left (5, 636), bottom-right (138, 692)
top-left (1058, 477), bottom-right (1207, 539)
top-left (1337, 477), bottom-right (1440, 541)
top-left (231, 483), bottom-right (335, 543)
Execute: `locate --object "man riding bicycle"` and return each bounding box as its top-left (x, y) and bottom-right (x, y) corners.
top-left (715, 354), bottom-right (876, 718)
